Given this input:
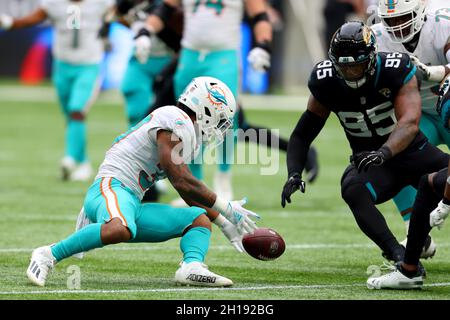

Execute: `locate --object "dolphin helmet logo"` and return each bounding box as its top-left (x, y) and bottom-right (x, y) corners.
top-left (205, 83), bottom-right (228, 107)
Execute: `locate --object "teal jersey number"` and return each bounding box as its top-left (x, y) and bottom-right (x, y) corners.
top-left (193, 0), bottom-right (225, 15)
top-left (72, 28), bottom-right (80, 49)
top-left (436, 8), bottom-right (450, 22)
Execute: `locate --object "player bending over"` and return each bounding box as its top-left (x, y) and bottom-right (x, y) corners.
top-left (26, 77), bottom-right (259, 287)
top-left (367, 75), bottom-right (450, 289)
top-left (281, 21), bottom-right (449, 264)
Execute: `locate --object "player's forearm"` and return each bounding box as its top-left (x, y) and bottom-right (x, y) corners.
top-left (383, 122), bottom-right (419, 157)
top-left (253, 21), bottom-right (272, 44)
top-left (286, 110), bottom-right (325, 177)
top-left (171, 173), bottom-right (217, 208)
top-left (444, 160), bottom-right (450, 202)
top-left (9, 9), bottom-right (48, 29)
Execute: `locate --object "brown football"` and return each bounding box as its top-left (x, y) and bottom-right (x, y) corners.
top-left (242, 228), bottom-right (285, 261)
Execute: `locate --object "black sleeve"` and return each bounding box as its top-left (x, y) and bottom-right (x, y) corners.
top-left (287, 110), bottom-right (327, 178)
top-left (307, 61), bottom-right (335, 108)
top-left (116, 0), bottom-right (134, 15)
top-left (378, 52), bottom-right (417, 94)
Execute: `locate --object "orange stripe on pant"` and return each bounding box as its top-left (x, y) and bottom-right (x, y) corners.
top-left (99, 177), bottom-right (128, 227)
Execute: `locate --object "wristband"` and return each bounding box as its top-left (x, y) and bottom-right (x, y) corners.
top-left (212, 197), bottom-right (229, 216)
top-left (212, 214), bottom-right (226, 227)
top-left (428, 65), bottom-right (446, 82)
top-left (379, 145), bottom-right (393, 160)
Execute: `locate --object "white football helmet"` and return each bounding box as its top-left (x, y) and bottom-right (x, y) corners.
top-left (178, 77), bottom-right (236, 146)
top-left (378, 0), bottom-right (427, 43)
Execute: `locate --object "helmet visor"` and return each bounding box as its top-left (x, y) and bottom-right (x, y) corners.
top-left (334, 58), bottom-right (371, 82)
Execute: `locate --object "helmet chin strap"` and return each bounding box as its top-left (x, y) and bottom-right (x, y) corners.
top-left (345, 76), bottom-right (367, 89)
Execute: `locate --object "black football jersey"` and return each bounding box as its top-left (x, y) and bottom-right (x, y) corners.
top-left (308, 52), bottom-right (422, 153)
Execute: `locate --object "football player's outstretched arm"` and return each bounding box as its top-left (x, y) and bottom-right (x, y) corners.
top-left (0, 8), bottom-right (47, 30)
top-left (157, 130), bottom-right (216, 207)
top-left (411, 43), bottom-right (450, 82)
top-left (281, 95), bottom-right (329, 207)
top-left (158, 129), bottom-right (259, 245)
top-left (386, 76), bottom-right (421, 157)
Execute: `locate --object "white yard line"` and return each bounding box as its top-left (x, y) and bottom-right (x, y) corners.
top-left (1, 282), bottom-right (450, 296)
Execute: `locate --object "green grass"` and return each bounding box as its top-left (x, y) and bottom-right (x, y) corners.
top-left (1, 86), bottom-right (450, 300)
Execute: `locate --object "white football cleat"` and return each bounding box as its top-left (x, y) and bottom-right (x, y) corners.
top-left (400, 235), bottom-right (436, 259)
top-left (60, 156), bottom-right (77, 181)
top-left (174, 261), bottom-right (233, 287)
top-left (27, 246), bottom-right (56, 287)
top-left (367, 268), bottom-right (423, 290)
top-left (171, 197), bottom-right (189, 208)
top-left (72, 207), bottom-right (92, 259)
top-left (71, 162), bottom-right (93, 182)
top-left (213, 171), bottom-right (233, 202)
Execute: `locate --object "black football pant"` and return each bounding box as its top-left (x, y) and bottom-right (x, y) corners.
top-left (404, 167), bottom-right (448, 266)
top-left (340, 138), bottom-right (449, 259)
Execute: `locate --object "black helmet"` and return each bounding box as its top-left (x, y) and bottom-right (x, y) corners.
top-left (329, 21), bottom-right (378, 89)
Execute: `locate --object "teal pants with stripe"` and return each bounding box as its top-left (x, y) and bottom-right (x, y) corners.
top-left (121, 55), bottom-right (173, 128)
top-left (50, 177), bottom-right (210, 262)
top-left (392, 113), bottom-right (450, 223)
top-left (174, 48), bottom-right (239, 179)
top-left (52, 59), bottom-right (101, 163)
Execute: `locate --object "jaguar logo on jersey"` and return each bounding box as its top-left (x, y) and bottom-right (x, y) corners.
top-left (385, 0), bottom-right (398, 13)
top-left (379, 88), bottom-right (392, 98)
top-left (205, 83), bottom-right (228, 108)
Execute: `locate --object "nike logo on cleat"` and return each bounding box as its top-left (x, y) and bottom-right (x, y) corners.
top-left (186, 274), bottom-right (217, 283)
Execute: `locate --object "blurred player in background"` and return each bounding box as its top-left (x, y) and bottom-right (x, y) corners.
top-left (281, 21), bottom-right (449, 264)
top-left (367, 75), bottom-right (450, 289)
top-left (135, 0), bottom-right (273, 206)
top-left (116, 0), bottom-right (177, 128)
top-left (26, 77), bottom-right (259, 288)
top-left (0, 0), bottom-right (115, 181)
top-left (371, 0), bottom-right (450, 255)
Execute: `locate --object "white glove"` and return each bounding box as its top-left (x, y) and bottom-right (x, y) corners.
top-left (213, 197), bottom-right (260, 235)
top-left (0, 14), bottom-right (13, 30)
top-left (219, 218), bottom-right (245, 253)
top-left (134, 28), bottom-right (152, 64)
top-left (430, 200), bottom-right (450, 230)
top-left (410, 55), bottom-right (446, 82)
top-left (248, 47), bottom-right (271, 72)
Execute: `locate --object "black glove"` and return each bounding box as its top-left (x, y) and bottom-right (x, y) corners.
top-left (281, 173), bottom-right (306, 208)
top-left (351, 146), bottom-right (392, 173)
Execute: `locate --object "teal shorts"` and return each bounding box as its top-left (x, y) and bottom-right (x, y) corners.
top-left (174, 48), bottom-right (239, 99)
top-left (420, 113), bottom-right (450, 149)
top-left (121, 55), bottom-right (173, 121)
top-left (83, 177), bottom-right (206, 241)
top-left (52, 59), bottom-right (101, 116)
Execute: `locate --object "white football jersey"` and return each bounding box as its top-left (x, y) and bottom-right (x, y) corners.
top-left (181, 0), bottom-right (243, 51)
top-left (372, 10), bottom-right (450, 115)
top-left (41, 0), bottom-right (114, 64)
top-left (96, 106), bottom-right (198, 200)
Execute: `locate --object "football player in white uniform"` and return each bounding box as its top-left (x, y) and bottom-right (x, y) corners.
top-left (26, 77), bottom-right (259, 287)
top-left (135, 0), bottom-right (273, 206)
top-left (371, 0), bottom-right (450, 257)
top-left (0, 0), bottom-right (115, 182)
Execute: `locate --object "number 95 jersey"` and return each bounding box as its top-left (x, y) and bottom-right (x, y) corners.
top-left (308, 52), bottom-right (421, 154)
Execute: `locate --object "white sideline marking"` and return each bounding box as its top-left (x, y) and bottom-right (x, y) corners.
top-left (1, 282), bottom-right (450, 296)
top-left (2, 242), bottom-right (450, 253)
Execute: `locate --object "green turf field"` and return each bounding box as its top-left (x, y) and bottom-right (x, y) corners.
top-left (1, 85), bottom-right (450, 300)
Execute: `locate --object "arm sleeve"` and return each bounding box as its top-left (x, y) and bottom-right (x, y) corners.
top-left (286, 110), bottom-right (327, 178)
